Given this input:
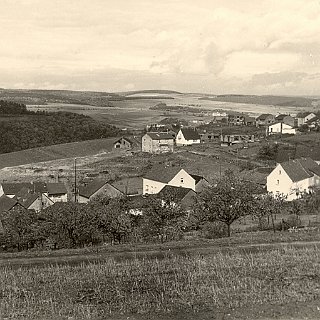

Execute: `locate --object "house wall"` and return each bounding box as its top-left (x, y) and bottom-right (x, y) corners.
top-left (168, 169), bottom-right (196, 190)
top-left (267, 164), bottom-right (314, 201)
top-left (143, 178), bottom-right (166, 195)
top-left (78, 195), bottom-right (90, 204)
top-left (47, 193), bottom-right (68, 203)
top-left (114, 138), bottom-right (132, 149)
top-left (297, 113), bottom-right (316, 126)
top-left (27, 197), bottom-right (42, 212)
top-left (176, 130), bottom-right (200, 146)
top-left (142, 134), bottom-right (174, 154)
top-left (0, 185), bottom-right (3, 197)
top-left (267, 123), bottom-right (296, 135)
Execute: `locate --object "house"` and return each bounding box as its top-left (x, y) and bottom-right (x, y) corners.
top-left (43, 183), bottom-right (68, 205)
top-left (200, 132), bottom-right (220, 143)
top-left (296, 112), bottom-right (316, 127)
top-left (0, 183), bottom-right (33, 198)
top-left (157, 185), bottom-right (197, 210)
top-left (78, 179), bottom-right (123, 203)
top-left (220, 134), bottom-right (254, 145)
top-left (0, 195), bottom-right (22, 213)
top-left (176, 128), bottom-right (201, 146)
top-left (113, 137), bottom-right (133, 149)
top-left (266, 122), bottom-right (296, 135)
top-left (244, 116), bottom-right (256, 126)
top-left (143, 166), bottom-right (209, 195)
top-left (142, 132), bottom-right (175, 154)
top-left (275, 114), bottom-right (295, 127)
top-left (305, 116), bottom-right (320, 129)
top-left (267, 157), bottom-right (320, 201)
top-left (111, 177), bottom-right (143, 196)
top-left (20, 193), bottom-right (42, 212)
top-left (256, 114), bottom-right (275, 127)
top-left (228, 113), bottom-right (245, 126)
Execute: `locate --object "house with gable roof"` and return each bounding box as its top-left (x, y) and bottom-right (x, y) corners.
top-left (275, 114), bottom-right (295, 127)
top-left (78, 179), bottom-right (123, 203)
top-left (267, 157), bottom-right (320, 201)
top-left (113, 137), bottom-right (133, 150)
top-left (256, 114), bottom-right (275, 127)
top-left (266, 122), bottom-right (296, 135)
top-left (0, 195), bottom-right (23, 213)
top-left (296, 112), bottom-right (316, 127)
top-left (142, 132), bottom-right (175, 154)
top-left (143, 165), bottom-right (209, 195)
top-left (176, 128), bottom-right (201, 146)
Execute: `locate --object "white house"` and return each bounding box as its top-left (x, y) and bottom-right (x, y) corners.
top-left (266, 122), bottom-right (296, 135)
top-left (296, 112), bottom-right (316, 127)
top-left (142, 132), bottom-right (175, 154)
top-left (267, 157), bottom-right (320, 201)
top-left (176, 128), bottom-right (201, 146)
top-left (143, 165), bottom-right (209, 195)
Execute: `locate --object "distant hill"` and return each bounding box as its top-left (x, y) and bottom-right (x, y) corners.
top-left (122, 89), bottom-right (182, 96)
top-left (199, 94), bottom-right (319, 108)
top-left (0, 88), bottom-right (124, 106)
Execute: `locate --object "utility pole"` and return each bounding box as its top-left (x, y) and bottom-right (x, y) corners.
top-left (74, 158), bottom-right (77, 202)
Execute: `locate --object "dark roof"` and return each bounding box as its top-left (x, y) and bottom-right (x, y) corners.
top-left (296, 112), bottom-right (315, 118)
top-left (144, 165), bottom-right (183, 183)
top-left (1, 183), bottom-right (32, 195)
top-left (180, 128), bottom-right (200, 140)
top-left (111, 177), bottom-right (142, 196)
top-left (146, 132), bottom-right (175, 140)
top-left (78, 180), bottom-right (107, 198)
top-left (114, 137), bottom-right (133, 145)
top-left (256, 114), bottom-right (273, 121)
top-left (33, 182), bottom-right (47, 193)
top-left (275, 114), bottom-right (292, 120)
top-left (280, 157), bottom-right (320, 182)
top-left (0, 195), bottom-right (18, 213)
top-left (46, 183), bottom-right (67, 195)
top-left (20, 193), bottom-right (39, 208)
top-left (158, 185), bottom-right (195, 201)
top-left (306, 116), bottom-right (320, 124)
top-left (190, 174), bottom-right (205, 184)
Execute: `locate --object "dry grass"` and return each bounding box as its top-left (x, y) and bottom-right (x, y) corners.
top-left (1, 245), bottom-right (320, 319)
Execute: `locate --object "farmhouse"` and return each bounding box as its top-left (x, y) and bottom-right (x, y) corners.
top-left (78, 179), bottom-right (123, 203)
top-left (296, 112), bottom-right (316, 127)
top-left (305, 116), bottom-right (320, 129)
top-left (256, 114), bottom-right (275, 127)
top-left (176, 128), bottom-right (201, 146)
top-left (267, 157), bottom-right (320, 201)
top-left (275, 114), bottom-right (295, 127)
top-left (143, 166), bottom-right (209, 195)
top-left (113, 137), bottom-right (133, 149)
top-left (228, 113), bottom-right (245, 126)
top-left (42, 183), bottom-right (68, 206)
top-left (266, 122), bottom-right (296, 135)
top-left (158, 185), bottom-right (197, 210)
top-left (142, 132), bottom-right (175, 154)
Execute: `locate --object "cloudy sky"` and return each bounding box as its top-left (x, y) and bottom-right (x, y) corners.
top-left (1, 0), bottom-right (320, 95)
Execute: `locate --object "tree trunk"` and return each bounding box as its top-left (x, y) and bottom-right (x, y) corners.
top-left (227, 224), bottom-right (231, 237)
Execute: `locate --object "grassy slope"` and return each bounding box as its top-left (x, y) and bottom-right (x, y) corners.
top-left (0, 137), bottom-right (118, 169)
top-left (1, 233), bottom-right (320, 319)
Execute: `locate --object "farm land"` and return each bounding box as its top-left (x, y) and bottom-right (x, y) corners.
top-left (2, 90), bottom-right (320, 319)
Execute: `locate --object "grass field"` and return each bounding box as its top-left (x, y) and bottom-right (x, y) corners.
top-left (2, 233), bottom-right (320, 319)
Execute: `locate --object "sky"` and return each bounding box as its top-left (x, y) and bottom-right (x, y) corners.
top-left (1, 0), bottom-right (320, 95)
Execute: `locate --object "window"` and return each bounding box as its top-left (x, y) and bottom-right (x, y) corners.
top-left (276, 180), bottom-right (280, 185)
top-left (279, 170), bottom-right (281, 175)
top-left (180, 177), bottom-right (184, 183)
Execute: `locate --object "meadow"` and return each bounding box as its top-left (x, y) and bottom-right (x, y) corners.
top-left (1, 243), bottom-right (320, 319)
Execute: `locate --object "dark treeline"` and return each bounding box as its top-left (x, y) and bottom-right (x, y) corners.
top-left (0, 100), bottom-right (120, 153)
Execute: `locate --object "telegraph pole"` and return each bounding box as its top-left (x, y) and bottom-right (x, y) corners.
top-left (74, 158), bottom-right (77, 202)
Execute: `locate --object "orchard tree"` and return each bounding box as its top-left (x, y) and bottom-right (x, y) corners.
top-left (143, 193), bottom-right (187, 243)
top-left (194, 171), bottom-right (257, 237)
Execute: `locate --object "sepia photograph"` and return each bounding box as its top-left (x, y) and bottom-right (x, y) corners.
top-left (1, 0), bottom-right (320, 319)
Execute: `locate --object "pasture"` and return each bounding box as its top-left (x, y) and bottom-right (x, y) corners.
top-left (1, 234), bottom-right (320, 319)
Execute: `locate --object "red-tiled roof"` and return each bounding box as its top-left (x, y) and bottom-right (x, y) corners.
top-left (180, 128), bottom-right (200, 140)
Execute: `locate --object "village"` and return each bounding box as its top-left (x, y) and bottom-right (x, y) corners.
top-left (0, 109), bottom-right (319, 219)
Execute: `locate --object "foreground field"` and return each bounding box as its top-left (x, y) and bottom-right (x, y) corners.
top-left (1, 244), bottom-right (320, 320)
top-left (2, 233), bottom-right (320, 319)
